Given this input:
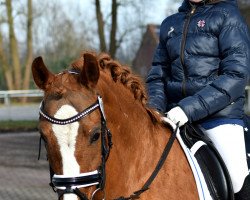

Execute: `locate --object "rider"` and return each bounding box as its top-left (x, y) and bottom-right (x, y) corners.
top-left (146, 0), bottom-right (250, 199)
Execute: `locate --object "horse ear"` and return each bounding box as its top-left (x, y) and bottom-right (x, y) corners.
top-left (32, 56), bottom-right (54, 90)
top-left (81, 53), bottom-right (100, 88)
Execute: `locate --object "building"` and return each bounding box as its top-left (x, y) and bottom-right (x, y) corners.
top-left (132, 24), bottom-right (160, 78)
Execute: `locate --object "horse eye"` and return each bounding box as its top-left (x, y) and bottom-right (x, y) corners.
top-left (91, 132), bottom-right (100, 143)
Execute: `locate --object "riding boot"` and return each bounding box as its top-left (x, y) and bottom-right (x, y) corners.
top-left (234, 174), bottom-right (250, 200)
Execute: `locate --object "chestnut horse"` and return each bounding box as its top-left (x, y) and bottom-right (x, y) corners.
top-left (32, 52), bottom-right (198, 200)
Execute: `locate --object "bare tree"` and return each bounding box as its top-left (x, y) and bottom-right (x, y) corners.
top-left (94, 0), bottom-right (153, 59)
top-left (95, 0), bottom-right (120, 58)
top-left (6, 0), bottom-right (21, 89)
top-left (0, 29), bottom-right (14, 89)
top-left (23, 0), bottom-right (33, 91)
top-left (0, 0), bottom-right (33, 92)
top-left (109, 0), bottom-right (118, 57)
top-left (95, 0), bottom-right (107, 52)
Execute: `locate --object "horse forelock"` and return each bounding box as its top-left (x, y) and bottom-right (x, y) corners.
top-left (70, 52), bottom-right (162, 125)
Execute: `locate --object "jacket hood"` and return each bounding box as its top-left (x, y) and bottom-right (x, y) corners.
top-left (178, 0), bottom-right (237, 12)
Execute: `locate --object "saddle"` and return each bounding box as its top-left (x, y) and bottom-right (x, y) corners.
top-left (180, 123), bottom-right (234, 200)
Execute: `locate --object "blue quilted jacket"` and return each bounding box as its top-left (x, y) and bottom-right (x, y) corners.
top-left (146, 0), bottom-right (250, 123)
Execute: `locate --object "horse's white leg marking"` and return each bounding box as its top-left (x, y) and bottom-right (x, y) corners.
top-left (52, 105), bottom-right (80, 200)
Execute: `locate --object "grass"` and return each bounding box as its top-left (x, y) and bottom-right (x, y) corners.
top-left (0, 120), bottom-right (38, 133)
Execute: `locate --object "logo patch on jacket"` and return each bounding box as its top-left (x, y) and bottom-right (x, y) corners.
top-left (197, 20), bottom-right (206, 28)
top-left (168, 26), bottom-right (174, 36)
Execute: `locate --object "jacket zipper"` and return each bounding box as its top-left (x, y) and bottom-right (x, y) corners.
top-left (180, 6), bottom-right (196, 97)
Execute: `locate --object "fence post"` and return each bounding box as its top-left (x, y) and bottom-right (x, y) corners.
top-left (4, 93), bottom-right (10, 106)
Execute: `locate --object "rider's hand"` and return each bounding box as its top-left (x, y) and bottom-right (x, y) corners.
top-left (165, 106), bottom-right (188, 127)
top-left (161, 116), bottom-right (178, 132)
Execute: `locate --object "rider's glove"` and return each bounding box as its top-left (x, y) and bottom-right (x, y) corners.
top-left (161, 116), bottom-right (178, 132)
top-left (165, 106), bottom-right (188, 127)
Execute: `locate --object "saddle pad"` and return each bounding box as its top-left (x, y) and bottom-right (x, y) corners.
top-left (176, 132), bottom-right (213, 200)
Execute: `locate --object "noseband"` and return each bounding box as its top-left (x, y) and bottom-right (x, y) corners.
top-left (39, 95), bottom-right (113, 200)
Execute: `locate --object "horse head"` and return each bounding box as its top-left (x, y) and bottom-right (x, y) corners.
top-left (32, 53), bottom-right (109, 200)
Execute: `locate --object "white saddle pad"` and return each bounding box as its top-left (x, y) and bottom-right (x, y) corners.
top-left (177, 132), bottom-right (213, 200)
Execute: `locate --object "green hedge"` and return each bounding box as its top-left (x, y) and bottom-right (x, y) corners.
top-left (0, 120), bottom-right (38, 133)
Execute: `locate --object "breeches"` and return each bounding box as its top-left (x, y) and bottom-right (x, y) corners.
top-left (203, 124), bottom-right (249, 193)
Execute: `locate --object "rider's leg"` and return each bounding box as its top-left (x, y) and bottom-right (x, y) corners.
top-left (203, 124), bottom-right (249, 196)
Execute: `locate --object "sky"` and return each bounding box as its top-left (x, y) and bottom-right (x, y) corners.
top-left (146, 0), bottom-right (181, 24)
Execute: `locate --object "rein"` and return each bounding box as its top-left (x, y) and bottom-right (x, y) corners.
top-left (39, 94), bottom-right (179, 200)
top-left (114, 122), bottom-right (179, 200)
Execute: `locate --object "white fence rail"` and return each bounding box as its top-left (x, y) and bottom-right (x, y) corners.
top-left (0, 90), bottom-right (43, 105)
top-left (1, 88), bottom-right (250, 112)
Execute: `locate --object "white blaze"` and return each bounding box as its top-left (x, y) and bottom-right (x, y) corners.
top-left (52, 105), bottom-right (80, 200)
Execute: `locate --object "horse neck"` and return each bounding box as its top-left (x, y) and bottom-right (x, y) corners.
top-left (97, 76), bottom-right (157, 138)
top-left (96, 77), bottom-right (174, 196)
top-left (97, 74), bottom-right (169, 159)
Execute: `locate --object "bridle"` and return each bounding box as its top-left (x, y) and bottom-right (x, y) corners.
top-left (39, 95), bottom-right (113, 200)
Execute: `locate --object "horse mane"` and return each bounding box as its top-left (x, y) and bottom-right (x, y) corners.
top-left (71, 51), bottom-right (162, 125)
